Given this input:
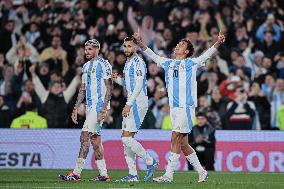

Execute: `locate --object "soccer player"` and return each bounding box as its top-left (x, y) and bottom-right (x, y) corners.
top-left (133, 31), bottom-right (225, 182)
top-left (112, 36), bottom-right (159, 182)
top-left (59, 39), bottom-right (112, 182)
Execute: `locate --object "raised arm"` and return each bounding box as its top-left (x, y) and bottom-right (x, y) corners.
top-left (133, 31), bottom-right (168, 67)
top-left (192, 31), bottom-right (225, 67)
top-left (63, 75), bottom-right (81, 103)
top-left (127, 6), bottom-right (140, 33)
top-left (29, 64), bottom-right (48, 103)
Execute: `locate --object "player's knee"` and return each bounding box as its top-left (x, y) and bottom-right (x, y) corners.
top-left (122, 137), bottom-right (133, 147)
top-left (80, 132), bottom-right (90, 143)
top-left (90, 138), bottom-right (100, 147)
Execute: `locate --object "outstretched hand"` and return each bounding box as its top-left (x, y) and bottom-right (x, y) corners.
top-left (214, 31), bottom-right (226, 48)
top-left (132, 28), bottom-right (141, 42)
top-left (132, 28), bottom-right (147, 51)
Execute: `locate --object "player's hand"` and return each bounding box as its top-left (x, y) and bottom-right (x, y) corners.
top-left (71, 108), bottom-right (78, 124)
top-left (111, 73), bottom-right (118, 81)
top-left (132, 28), bottom-right (142, 42)
top-left (98, 108), bottom-right (106, 122)
top-left (213, 31), bottom-right (225, 48)
top-left (122, 105), bottom-right (131, 117)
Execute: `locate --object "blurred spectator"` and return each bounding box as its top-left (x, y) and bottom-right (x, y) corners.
top-left (256, 14), bottom-right (282, 43)
top-left (153, 97), bottom-right (170, 130)
top-left (256, 31), bottom-right (282, 58)
top-left (10, 102), bottom-right (47, 129)
top-left (211, 88), bottom-right (231, 128)
top-left (109, 83), bottom-right (126, 129)
top-left (277, 105), bottom-right (284, 131)
top-left (0, 20), bottom-right (16, 54)
top-left (0, 95), bottom-right (12, 128)
top-left (270, 78), bottom-right (284, 129)
top-left (6, 36), bottom-right (39, 68)
top-left (225, 88), bottom-right (256, 130)
top-left (189, 112), bottom-right (216, 170)
top-left (261, 74), bottom-right (275, 98)
top-left (127, 6), bottom-right (155, 48)
top-left (229, 55), bottom-right (252, 80)
top-left (39, 36), bottom-right (69, 76)
top-left (0, 64), bottom-right (19, 107)
top-left (29, 64), bottom-right (80, 128)
top-left (275, 52), bottom-right (284, 79)
top-left (248, 82), bottom-right (271, 130)
top-left (197, 95), bottom-right (222, 130)
top-left (219, 75), bottom-right (243, 100)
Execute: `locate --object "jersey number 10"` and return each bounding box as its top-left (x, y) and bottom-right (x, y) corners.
top-left (173, 70), bottom-right (179, 78)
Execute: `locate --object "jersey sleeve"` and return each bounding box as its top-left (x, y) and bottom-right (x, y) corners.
top-left (191, 47), bottom-right (217, 68)
top-left (102, 60), bottom-right (112, 79)
top-left (81, 65), bottom-right (87, 83)
top-left (143, 47), bottom-right (169, 68)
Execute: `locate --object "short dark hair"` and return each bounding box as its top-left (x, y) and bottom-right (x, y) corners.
top-left (196, 111), bottom-right (207, 118)
top-left (124, 36), bottom-right (137, 44)
top-left (49, 80), bottom-right (62, 88)
top-left (181, 38), bottom-right (194, 57)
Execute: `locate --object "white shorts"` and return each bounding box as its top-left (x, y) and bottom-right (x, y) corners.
top-left (82, 104), bottom-right (103, 135)
top-left (170, 107), bottom-right (195, 133)
top-left (122, 104), bottom-right (148, 133)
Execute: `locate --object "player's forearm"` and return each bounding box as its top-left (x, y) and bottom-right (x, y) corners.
top-left (194, 47), bottom-right (217, 65)
top-left (143, 47), bottom-right (165, 65)
top-left (113, 76), bottom-right (123, 86)
top-left (74, 83), bottom-right (85, 109)
top-left (136, 40), bottom-right (147, 51)
top-left (102, 78), bottom-right (113, 110)
top-left (126, 78), bottom-right (143, 106)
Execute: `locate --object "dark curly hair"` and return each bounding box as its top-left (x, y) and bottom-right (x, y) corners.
top-left (180, 38), bottom-right (194, 57)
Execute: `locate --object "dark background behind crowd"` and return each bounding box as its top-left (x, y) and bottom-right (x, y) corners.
top-left (1, 0), bottom-right (284, 131)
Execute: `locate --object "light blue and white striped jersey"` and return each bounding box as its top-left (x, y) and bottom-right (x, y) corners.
top-left (123, 55), bottom-right (148, 106)
top-left (144, 47), bottom-right (217, 108)
top-left (82, 57), bottom-right (112, 108)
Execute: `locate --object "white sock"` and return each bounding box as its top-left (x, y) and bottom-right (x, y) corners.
top-left (73, 158), bottom-right (85, 176)
top-left (122, 137), bottom-right (153, 165)
top-left (96, 159), bottom-right (108, 176)
top-left (123, 144), bottom-right (137, 175)
top-left (164, 152), bottom-right (180, 179)
top-left (186, 152), bottom-right (204, 173)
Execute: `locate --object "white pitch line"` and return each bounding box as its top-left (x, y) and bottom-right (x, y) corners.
top-left (0, 187), bottom-right (79, 189)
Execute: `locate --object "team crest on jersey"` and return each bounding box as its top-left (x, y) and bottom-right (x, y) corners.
top-left (180, 64), bottom-right (185, 70)
top-left (92, 67), bottom-right (96, 73)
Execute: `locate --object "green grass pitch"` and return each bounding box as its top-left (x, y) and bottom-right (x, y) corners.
top-left (0, 169), bottom-right (283, 189)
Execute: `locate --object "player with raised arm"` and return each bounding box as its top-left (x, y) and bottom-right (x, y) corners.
top-left (112, 36), bottom-right (159, 182)
top-left (59, 39), bottom-right (112, 182)
top-left (133, 31), bottom-right (225, 183)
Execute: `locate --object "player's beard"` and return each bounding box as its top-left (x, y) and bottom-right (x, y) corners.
top-left (125, 51), bottom-right (134, 58)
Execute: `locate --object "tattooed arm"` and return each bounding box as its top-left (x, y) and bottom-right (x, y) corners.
top-left (71, 82), bottom-right (86, 124)
top-left (98, 78), bottom-right (113, 121)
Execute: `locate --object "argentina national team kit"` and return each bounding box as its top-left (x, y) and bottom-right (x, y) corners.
top-left (81, 57), bottom-right (112, 134)
top-left (122, 55), bottom-right (148, 132)
top-left (144, 47), bottom-right (217, 133)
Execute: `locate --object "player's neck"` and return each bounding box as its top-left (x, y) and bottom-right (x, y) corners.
top-left (91, 55), bottom-right (98, 61)
top-left (175, 55), bottom-right (186, 60)
top-left (127, 53), bottom-right (137, 61)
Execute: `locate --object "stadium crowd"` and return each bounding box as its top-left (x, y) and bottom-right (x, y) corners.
top-left (0, 0), bottom-right (284, 131)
